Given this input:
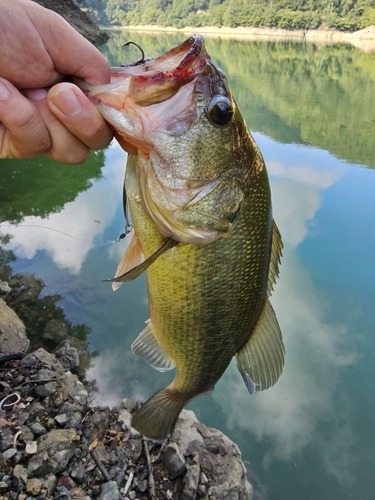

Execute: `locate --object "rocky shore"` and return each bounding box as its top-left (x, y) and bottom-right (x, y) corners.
top-left (0, 290), bottom-right (253, 500)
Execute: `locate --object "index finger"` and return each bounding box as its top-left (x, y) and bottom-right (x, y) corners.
top-left (30, 5), bottom-right (111, 85)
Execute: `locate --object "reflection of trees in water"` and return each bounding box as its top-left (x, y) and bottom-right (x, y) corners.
top-left (104, 32), bottom-right (375, 170)
top-left (0, 150), bottom-right (105, 224)
top-left (0, 236), bottom-right (98, 383)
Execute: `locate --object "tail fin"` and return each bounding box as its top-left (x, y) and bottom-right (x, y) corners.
top-left (132, 386), bottom-right (191, 440)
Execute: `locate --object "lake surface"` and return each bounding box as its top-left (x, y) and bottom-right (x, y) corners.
top-left (1, 32), bottom-right (375, 500)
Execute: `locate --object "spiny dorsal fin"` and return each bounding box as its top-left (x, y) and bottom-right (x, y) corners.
top-left (104, 238), bottom-right (178, 283)
top-left (236, 299), bottom-right (284, 394)
top-left (112, 229), bottom-right (144, 291)
top-left (267, 221), bottom-right (283, 297)
top-left (131, 320), bottom-right (175, 372)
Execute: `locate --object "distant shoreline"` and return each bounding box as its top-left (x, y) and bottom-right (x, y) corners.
top-left (106, 24), bottom-right (375, 52)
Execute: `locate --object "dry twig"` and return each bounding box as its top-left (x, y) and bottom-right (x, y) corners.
top-left (90, 449), bottom-right (126, 500)
top-left (143, 435), bottom-right (156, 499)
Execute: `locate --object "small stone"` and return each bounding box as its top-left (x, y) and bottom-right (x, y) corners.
top-left (128, 492), bottom-right (136, 500)
top-left (161, 442), bottom-right (187, 479)
top-left (25, 441), bottom-right (38, 455)
top-left (46, 475), bottom-right (57, 497)
top-left (121, 398), bottom-right (136, 413)
top-left (0, 428), bottom-right (14, 452)
top-left (0, 482), bottom-right (7, 493)
top-left (34, 381), bottom-right (57, 398)
top-left (30, 423), bottom-right (46, 437)
top-left (55, 414), bottom-right (68, 426)
top-left (21, 426), bottom-right (34, 443)
top-left (98, 481), bottom-right (119, 500)
top-left (118, 409), bottom-right (132, 430)
top-left (2, 448), bottom-right (17, 461)
top-left (180, 456), bottom-right (200, 500)
top-left (136, 479), bottom-right (148, 493)
top-left (200, 473), bottom-right (208, 485)
top-left (95, 446), bottom-right (110, 464)
top-left (197, 484), bottom-right (207, 497)
top-left (71, 464), bottom-right (86, 483)
top-left (70, 487), bottom-right (89, 500)
top-left (26, 478), bottom-right (42, 495)
top-left (13, 465), bottom-right (28, 483)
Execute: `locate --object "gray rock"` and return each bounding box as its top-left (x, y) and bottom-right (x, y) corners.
top-left (136, 479), bottom-right (148, 493)
top-left (0, 427), bottom-right (14, 452)
top-left (71, 464), bottom-right (86, 483)
top-left (26, 477), bottom-right (42, 495)
top-left (34, 381), bottom-right (57, 398)
top-left (98, 481), bottom-right (119, 500)
top-left (0, 481), bottom-right (8, 493)
top-left (32, 348), bottom-right (65, 373)
top-left (161, 442), bottom-right (187, 479)
top-left (55, 341), bottom-right (80, 371)
top-left (21, 426), bottom-right (34, 443)
top-left (180, 454), bottom-right (200, 500)
top-left (55, 414), bottom-right (68, 426)
top-left (46, 475), bottom-right (57, 497)
top-left (13, 465), bottom-right (28, 483)
top-left (0, 300), bottom-right (29, 363)
top-left (30, 422), bottom-right (47, 437)
top-left (2, 448), bottom-right (17, 461)
top-left (173, 410), bottom-right (204, 456)
top-left (121, 397), bottom-right (136, 413)
top-left (27, 429), bottom-right (79, 477)
top-left (173, 411), bottom-right (252, 500)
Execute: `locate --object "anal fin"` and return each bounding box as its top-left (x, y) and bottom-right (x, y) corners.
top-left (236, 299), bottom-right (284, 394)
top-left (131, 320), bottom-right (175, 372)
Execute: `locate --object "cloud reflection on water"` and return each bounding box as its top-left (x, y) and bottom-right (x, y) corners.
top-left (1, 145), bottom-right (125, 274)
top-left (212, 156), bottom-right (357, 482)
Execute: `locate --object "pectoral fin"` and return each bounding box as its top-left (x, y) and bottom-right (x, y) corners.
top-left (131, 320), bottom-right (175, 372)
top-left (112, 229), bottom-right (144, 291)
top-left (236, 299), bottom-right (284, 394)
top-left (104, 237), bottom-right (178, 283)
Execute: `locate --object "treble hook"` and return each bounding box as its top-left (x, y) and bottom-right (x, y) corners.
top-left (122, 41), bottom-right (145, 66)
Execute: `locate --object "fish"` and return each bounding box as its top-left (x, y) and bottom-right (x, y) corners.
top-left (76, 35), bottom-right (284, 440)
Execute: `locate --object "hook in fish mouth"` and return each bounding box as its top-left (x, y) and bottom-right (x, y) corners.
top-left (122, 41), bottom-right (147, 67)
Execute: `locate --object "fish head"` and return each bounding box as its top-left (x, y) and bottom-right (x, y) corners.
top-left (76, 35), bottom-right (261, 244)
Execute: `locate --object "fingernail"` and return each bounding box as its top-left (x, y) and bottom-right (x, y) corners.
top-left (0, 80), bottom-right (10, 101)
top-left (25, 88), bottom-right (48, 101)
top-left (52, 88), bottom-right (82, 117)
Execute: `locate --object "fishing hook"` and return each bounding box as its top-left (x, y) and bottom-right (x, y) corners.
top-left (122, 41), bottom-right (146, 66)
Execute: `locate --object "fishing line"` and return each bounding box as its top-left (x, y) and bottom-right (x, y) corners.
top-left (0, 224), bottom-right (122, 248)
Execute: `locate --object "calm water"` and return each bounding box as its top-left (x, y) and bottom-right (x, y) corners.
top-left (1, 33), bottom-right (375, 499)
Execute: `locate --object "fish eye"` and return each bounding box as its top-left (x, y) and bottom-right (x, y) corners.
top-left (206, 96), bottom-right (234, 128)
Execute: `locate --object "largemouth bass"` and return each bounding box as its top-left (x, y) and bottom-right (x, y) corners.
top-left (77, 35), bottom-right (284, 440)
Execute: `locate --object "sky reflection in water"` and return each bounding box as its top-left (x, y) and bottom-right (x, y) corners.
top-left (1, 35), bottom-right (375, 500)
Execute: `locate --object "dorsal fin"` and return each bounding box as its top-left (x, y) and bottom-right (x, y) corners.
top-left (131, 320), bottom-right (175, 372)
top-left (112, 229), bottom-right (144, 291)
top-left (236, 299), bottom-right (284, 394)
top-left (267, 221), bottom-right (283, 297)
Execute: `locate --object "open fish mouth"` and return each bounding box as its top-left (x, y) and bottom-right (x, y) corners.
top-left (75, 34), bottom-right (209, 108)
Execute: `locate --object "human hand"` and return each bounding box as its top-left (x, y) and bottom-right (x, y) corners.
top-left (0, 0), bottom-right (113, 163)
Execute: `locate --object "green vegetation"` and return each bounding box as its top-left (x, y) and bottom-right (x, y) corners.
top-left (82, 0), bottom-right (375, 31)
top-left (0, 150), bottom-right (104, 224)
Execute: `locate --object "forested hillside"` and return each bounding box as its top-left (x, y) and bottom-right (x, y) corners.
top-left (81, 0), bottom-right (375, 32)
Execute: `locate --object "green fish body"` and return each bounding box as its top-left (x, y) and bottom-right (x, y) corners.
top-left (76, 35), bottom-right (284, 439)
